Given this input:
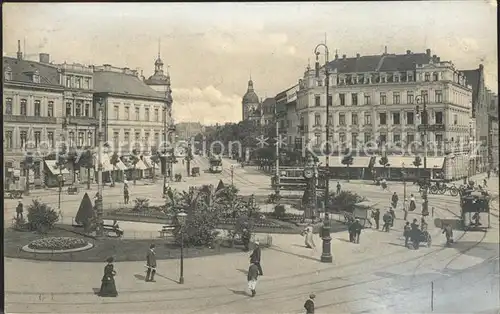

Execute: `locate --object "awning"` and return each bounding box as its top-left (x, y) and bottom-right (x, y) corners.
top-left (143, 155), bottom-right (159, 168)
top-left (373, 156), bottom-right (445, 169)
top-left (93, 153), bottom-right (114, 172)
top-left (317, 156), bottom-right (372, 168)
top-left (134, 159), bottom-right (148, 170)
top-left (45, 160), bottom-right (71, 175)
top-left (115, 159), bottom-right (128, 171)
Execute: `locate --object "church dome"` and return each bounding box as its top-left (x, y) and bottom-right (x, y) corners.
top-left (242, 79), bottom-right (259, 104)
top-left (145, 73), bottom-right (169, 86)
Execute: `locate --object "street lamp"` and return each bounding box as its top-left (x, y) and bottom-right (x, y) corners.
top-left (176, 210), bottom-right (188, 284)
top-left (415, 95), bottom-right (429, 213)
top-left (401, 162), bottom-right (407, 219)
top-left (96, 98), bottom-right (104, 237)
top-left (314, 42), bottom-right (331, 210)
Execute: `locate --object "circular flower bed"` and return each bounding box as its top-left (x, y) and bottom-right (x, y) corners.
top-left (28, 237), bottom-right (89, 251)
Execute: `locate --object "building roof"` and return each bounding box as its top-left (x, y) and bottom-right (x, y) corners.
top-left (243, 79), bottom-right (260, 104)
top-left (93, 70), bottom-right (165, 100)
top-left (326, 52), bottom-right (432, 73)
top-left (144, 73), bottom-right (169, 86)
top-left (3, 56), bottom-right (61, 87)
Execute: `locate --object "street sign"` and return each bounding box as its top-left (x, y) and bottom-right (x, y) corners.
top-left (418, 124), bottom-right (445, 132)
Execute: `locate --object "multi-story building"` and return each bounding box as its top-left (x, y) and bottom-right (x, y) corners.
top-left (288, 48), bottom-right (473, 180)
top-left (242, 78), bottom-right (262, 123)
top-left (3, 41), bottom-right (65, 188)
top-left (275, 84), bottom-right (300, 150)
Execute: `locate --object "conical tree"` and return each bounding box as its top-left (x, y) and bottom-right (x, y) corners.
top-left (75, 192), bottom-right (94, 232)
top-left (216, 179), bottom-right (225, 193)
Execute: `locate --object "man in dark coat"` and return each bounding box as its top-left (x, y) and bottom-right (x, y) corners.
top-left (247, 261), bottom-right (259, 297)
top-left (241, 228), bottom-right (251, 252)
top-left (145, 244), bottom-right (157, 282)
top-left (382, 211), bottom-right (392, 232)
top-left (391, 192), bottom-right (399, 209)
top-left (410, 219), bottom-right (420, 249)
top-left (123, 184), bottom-right (129, 204)
top-left (336, 182), bottom-right (341, 194)
top-left (403, 222), bottom-right (411, 248)
top-left (304, 293), bottom-right (316, 314)
top-left (372, 208), bottom-right (380, 230)
top-left (352, 219), bottom-right (362, 243)
top-left (16, 201), bottom-right (24, 220)
top-left (250, 241), bottom-right (263, 275)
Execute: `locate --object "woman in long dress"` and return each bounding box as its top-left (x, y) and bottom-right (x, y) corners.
top-left (302, 226), bottom-right (316, 249)
top-left (99, 257), bottom-right (118, 297)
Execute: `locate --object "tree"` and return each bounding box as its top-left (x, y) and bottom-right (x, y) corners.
top-left (78, 147), bottom-right (94, 190)
top-left (413, 155), bottom-right (422, 180)
top-left (327, 190), bottom-right (365, 213)
top-left (67, 148), bottom-right (80, 184)
top-left (130, 149), bottom-right (140, 185)
top-left (109, 152), bottom-right (120, 187)
top-left (150, 147), bottom-right (159, 182)
top-left (185, 144), bottom-right (194, 177)
top-left (379, 155), bottom-right (390, 178)
top-left (75, 192), bottom-right (94, 233)
top-left (21, 154), bottom-right (34, 195)
top-left (27, 199), bottom-right (59, 233)
top-left (341, 149), bottom-right (354, 182)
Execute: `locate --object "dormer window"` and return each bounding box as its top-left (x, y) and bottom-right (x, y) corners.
top-left (394, 73), bottom-right (400, 83)
top-left (5, 66), bottom-right (12, 80)
top-left (433, 72), bottom-right (439, 81)
top-left (381, 75), bottom-right (386, 83)
top-left (32, 69), bottom-right (40, 83)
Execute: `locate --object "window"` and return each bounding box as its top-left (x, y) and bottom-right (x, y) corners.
top-left (5, 98), bottom-right (13, 114)
top-left (113, 132), bottom-right (119, 145)
top-left (327, 95), bottom-right (333, 106)
top-left (145, 108), bottom-right (150, 121)
top-left (315, 134), bottom-right (321, 146)
top-left (453, 114), bottom-right (458, 125)
top-left (314, 114), bottom-right (321, 126)
top-left (78, 132), bottom-right (84, 147)
top-left (66, 76), bottom-right (71, 88)
top-left (352, 113), bottom-right (358, 125)
top-left (66, 102), bottom-right (72, 116)
top-left (394, 74), bottom-right (400, 83)
top-left (424, 73), bottom-right (430, 82)
top-left (352, 133), bottom-right (358, 146)
top-left (408, 73), bottom-right (414, 82)
top-left (155, 133), bottom-right (160, 145)
top-left (20, 131), bottom-right (27, 148)
top-left (379, 113), bottom-right (387, 125)
top-left (433, 72), bottom-right (439, 81)
top-left (155, 109), bottom-right (159, 122)
top-left (406, 112), bottom-right (414, 125)
top-left (380, 92), bottom-right (387, 105)
top-left (21, 99), bottom-right (27, 115)
top-left (135, 132), bottom-right (140, 142)
top-left (364, 113), bottom-right (372, 125)
top-left (315, 95), bottom-right (321, 107)
top-left (339, 113), bottom-right (346, 126)
top-left (406, 133), bottom-right (415, 144)
top-left (434, 112), bottom-right (443, 125)
top-left (34, 100), bottom-right (41, 116)
top-left (435, 90), bottom-right (443, 103)
top-left (379, 134), bottom-right (387, 144)
top-left (34, 131), bottom-right (41, 147)
top-left (351, 93), bottom-right (358, 106)
top-left (84, 103), bottom-right (90, 117)
top-left (33, 71), bottom-right (40, 83)
top-left (87, 132), bottom-right (93, 146)
top-left (145, 132), bottom-right (150, 144)
top-left (135, 107), bottom-right (140, 121)
top-left (114, 106), bottom-right (119, 119)
top-left (393, 92), bottom-right (400, 104)
top-left (393, 112), bottom-right (400, 125)
top-left (125, 107), bottom-right (130, 120)
top-left (364, 94), bottom-right (371, 105)
top-left (339, 133), bottom-right (346, 147)
top-left (364, 133), bottom-right (371, 143)
top-left (69, 132), bottom-right (75, 147)
top-left (124, 132), bottom-right (130, 143)
top-left (84, 78), bottom-right (90, 89)
top-left (48, 101), bottom-right (54, 117)
top-left (76, 77), bottom-right (81, 89)
top-left (327, 114), bottom-right (333, 125)
top-left (421, 90), bottom-right (428, 103)
top-left (381, 75), bottom-right (387, 83)
top-left (33, 162), bottom-right (41, 179)
top-left (47, 132), bottom-right (54, 148)
top-left (436, 134), bottom-right (443, 144)
top-left (5, 131), bottom-right (13, 149)
top-left (407, 91), bottom-right (414, 104)
top-left (339, 94), bottom-right (345, 106)
top-left (393, 134), bottom-right (401, 144)
top-left (75, 103), bottom-right (82, 116)
top-left (5, 68), bottom-right (12, 80)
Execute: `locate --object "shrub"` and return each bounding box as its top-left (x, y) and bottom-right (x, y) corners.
top-left (132, 198), bottom-right (150, 212)
top-left (173, 209), bottom-right (219, 247)
top-left (12, 216), bottom-right (28, 230)
top-left (328, 190), bottom-right (365, 213)
top-left (273, 204), bottom-right (286, 218)
top-left (28, 237), bottom-right (88, 250)
top-left (27, 200), bottom-right (59, 233)
top-left (75, 193), bottom-right (94, 226)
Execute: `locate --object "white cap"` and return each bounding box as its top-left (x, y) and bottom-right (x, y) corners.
top-left (255, 241), bottom-right (259, 245)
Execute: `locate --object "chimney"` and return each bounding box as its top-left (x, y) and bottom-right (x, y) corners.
top-left (342, 54), bottom-right (346, 60)
top-left (17, 40), bottom-right (23, 60)
top-left (437, 57), bottom-right (440, 62)
top-left (426, 49), bottom-right (431, 56)
top-left (123, 67), bottom-right (130, 73)
top-left (384, 46), bottom-right (388, 55)
top-left (335, 53), bottom-right (338, 60)
top-left (39, 53), bottom-right (50, 63)
top-left (356, 53), bottom-right (360, 58)
top-left (103, 64), bottom-right (111, 71)
top-left (406, 50), bottom-right (411, 55)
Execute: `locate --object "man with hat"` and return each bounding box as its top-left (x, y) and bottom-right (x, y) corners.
top-left (145, 244), bottom-right (157, 282)
top-left (304, 293), bottom-right (316, 314)
top-left (247, 261), bottom-right (259, 297)
top-left (250, 241), bottom-right (263, 275)
top-left (16, 201), bottom-right (24, 220)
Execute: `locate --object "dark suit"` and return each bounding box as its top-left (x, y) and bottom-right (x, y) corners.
top-left (304, 299), bottom-right (315, 314)
top-left (250, 247), bottom-right (263, 275)
top-left (146, 249), bottom-right (157, 281)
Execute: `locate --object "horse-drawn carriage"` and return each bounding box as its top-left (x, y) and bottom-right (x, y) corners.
top-left (5, 181), bottom-right (24, 199)
top-left (460, 191), bottom-right (491, 230)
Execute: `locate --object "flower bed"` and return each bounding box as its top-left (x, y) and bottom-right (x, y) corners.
top-left (28, 237), bottom-right (89, 251)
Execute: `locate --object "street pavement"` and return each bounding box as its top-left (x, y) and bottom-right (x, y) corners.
top-left (4, 159), bottom-right (500, 313)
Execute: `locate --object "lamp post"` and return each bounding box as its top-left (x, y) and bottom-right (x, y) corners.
top-left (274, 104), bottom-right (281, 197)
top-left (314, 42), bottom-right (331, 210)
top-left (402, 162), bottom-right (407, 219)
top-left (176, 210), bottom-right (187, 284)
top-left (96, 99), bottom-right (104, 237)
top-left (415, 95), bottom-right (429, 212)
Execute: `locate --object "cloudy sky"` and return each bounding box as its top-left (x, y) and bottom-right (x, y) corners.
top-left (3, 1), bottom-right (497, 124)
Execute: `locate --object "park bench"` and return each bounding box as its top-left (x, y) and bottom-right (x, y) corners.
top-left (158, 224), bottom-right (175, 238)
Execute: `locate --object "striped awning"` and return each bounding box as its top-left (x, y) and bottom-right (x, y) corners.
top-left (115, 159), bottom-right (128, 171)
top-left (317, 156), bottom-right (373, 168)
top-left (134, 159), bottom-right (148, 170)
top-left (45, 160), bottom-right (71, 175)
top-left (93, 153), bottom-right (114, 172)
top-left (373, 156), bottom-right (445, 169)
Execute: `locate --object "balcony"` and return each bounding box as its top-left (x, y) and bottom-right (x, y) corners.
top-left (4, 115), bottom-right (57, 124)
top-left (65, 116), bottom-right (98, 126)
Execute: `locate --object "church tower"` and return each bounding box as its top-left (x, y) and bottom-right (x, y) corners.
top-left (144, 39), bottom-right (171, 95)
top-left (242, 76), bottom-right (261, 122)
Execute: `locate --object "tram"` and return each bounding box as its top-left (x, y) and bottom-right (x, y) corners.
top-left (460, 191), bottom-right (491, 230)
top-left (209, 155), bottom-right (223, 173)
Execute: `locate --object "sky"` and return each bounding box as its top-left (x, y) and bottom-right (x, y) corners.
top-left (3, 1), bottom-right (498, 125)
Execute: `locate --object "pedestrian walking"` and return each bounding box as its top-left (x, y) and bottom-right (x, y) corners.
top-left (353, 218), bottom-right (362, 243)
top-left (409, 194), bottom-right (416, 212)
top-left (403, 222), bottom-right (411, 248)
top-left (382, 210), bottom-right (392, 232)
top-left (487, 169), bottom-right (491, 179)
top-left (145, 244), bottom-right (157, 282)
top-left (442, 223), bottom-right (454, 246)
top-left (250, 241), bottom-right (263, 275)
top-left (372, 208), bottom-right (380, 230)
top-left (16, 201), bottom-right (24, 220)
top-left (302, 226), bottom-right (316, 249)
top-left (403, 198), bottom-right (408, 221)
top-left (391, 192), bottom-right (399, 209)
top-left (123, 184), bottom-right (129, 204)
top-left (381, 178), bottom-right (388, 191)
top-left (410, 219), bottom-right (420, 250)
top-left (336, 182), bottom-right (341, 195)
top-left (99, 257), bottom-right (118, 297)
top-left (304, 293), bottom-right (316, 314)
top-left (388, 207), bottom-right (396, 227)
top-left (247, 261), bottom-right (259, 297)
top-left (242, 228), bottom-right (251, 252)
